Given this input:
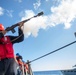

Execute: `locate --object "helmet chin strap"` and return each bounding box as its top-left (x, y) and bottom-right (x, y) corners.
top-left (0, 32), bottom-right (4, 38)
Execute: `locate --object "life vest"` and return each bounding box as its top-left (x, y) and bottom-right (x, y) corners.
top-left (16, 57), bottom-right (29, 72)
top-left (23, 62), bottom-right (28, 70)
top-left (0, 36), bottom-right (14, 59)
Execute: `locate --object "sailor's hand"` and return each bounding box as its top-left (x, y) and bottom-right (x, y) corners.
top-left (18, 22), bottom-right (24, 28)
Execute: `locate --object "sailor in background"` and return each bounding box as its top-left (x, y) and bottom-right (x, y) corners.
top-left (15, 53), bottom-right (29, 75)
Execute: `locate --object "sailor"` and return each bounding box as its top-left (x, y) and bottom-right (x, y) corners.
top-left (16, 53), bottom-right (29, 75)
top-left (0, 22), bottom-right (24, 75)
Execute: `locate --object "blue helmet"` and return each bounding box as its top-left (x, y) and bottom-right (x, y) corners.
top-left (16, 53), bottom-right (20, 56)
top-left (16, 53), bottom-right (23, 59)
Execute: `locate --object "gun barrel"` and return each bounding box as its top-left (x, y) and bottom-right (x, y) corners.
top-left (5, 11), bottom-right (44, 33)
top-left (37, 12), bottom-right (44, 16)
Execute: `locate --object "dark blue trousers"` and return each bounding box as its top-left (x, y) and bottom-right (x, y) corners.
top-left (0, 58), bottom-right (16, 75)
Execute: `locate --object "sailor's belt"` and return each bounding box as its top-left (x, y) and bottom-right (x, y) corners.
top-left (0, 57), bottom-right (9, 61)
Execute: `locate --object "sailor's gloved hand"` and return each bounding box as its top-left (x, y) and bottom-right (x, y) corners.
top-left (18, 22), bottom-right (24, 29)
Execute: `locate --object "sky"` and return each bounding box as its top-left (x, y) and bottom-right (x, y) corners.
top-left (0, 0), bottom-right (76, 71)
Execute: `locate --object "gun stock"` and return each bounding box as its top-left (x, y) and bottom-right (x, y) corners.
top-left (5, 11), bottom-right (44, 33)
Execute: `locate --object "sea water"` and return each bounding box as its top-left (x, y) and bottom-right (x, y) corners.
top-left (33, 70), bottom-right (63, 75)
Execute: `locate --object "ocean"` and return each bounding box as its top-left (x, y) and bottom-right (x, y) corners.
top-left (33, 70), bottom-right (63, 75)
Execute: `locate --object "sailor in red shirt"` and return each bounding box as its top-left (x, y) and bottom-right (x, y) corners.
top-left (0, 22), bottom-right (24, 75)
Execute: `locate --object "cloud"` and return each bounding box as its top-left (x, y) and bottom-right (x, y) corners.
top-left (20, 0), bottom-right (76, 38)
top-left (45, 0), bottom-right (49, 2)
top-left (6, 10), bottom-right (13, 18)
top-left (15, 0), bottom-right (22, 3)
top-left (21, 10), bottom-right (48, 38)
top-left (0, 7), bottom-right (13, 17)
top-left (18, 0), bottom-right (22, 2)
top-left (0, 7), bottom-right (4, 16)
top-left (50, 0), bottom-right (76, 29)
top-left (33, 0), bottom-right (41, 10)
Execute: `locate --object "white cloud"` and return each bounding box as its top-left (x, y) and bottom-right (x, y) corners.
top-left (15, 0), bottom-right (22, 3)
top-left (21, 10), bottom-right (48, 38)
top-left (20, 0), bottom-right (76, 38)
top-left (0, 7), bottom-right (4, 16)
top-left (6, 10), bottom-right (13, 18)
top-left (18, 0), bottom-right (22, 3)
top-left (50, 0), bottom-right (76, 29)
top-left (19, 0), bottom-right (22, 2)
top-left (45, 0), bottom-right (49, 2)
top-left (33, 0), bottom-right (41, 10)
top-left (0, 7), bottom-right (13, 17)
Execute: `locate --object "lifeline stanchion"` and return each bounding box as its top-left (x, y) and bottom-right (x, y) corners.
top-left (26, 60), bottom-right (33, 75)
top-left (29, 40), bottom-right (76, 63)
